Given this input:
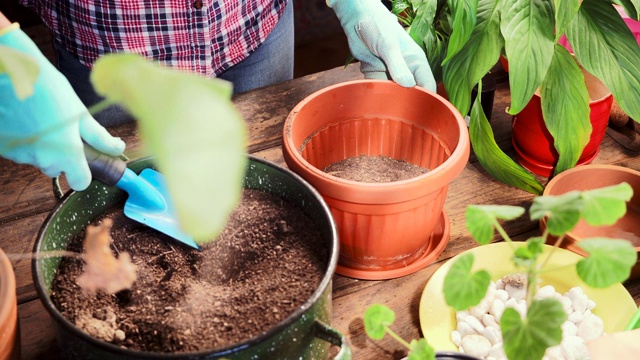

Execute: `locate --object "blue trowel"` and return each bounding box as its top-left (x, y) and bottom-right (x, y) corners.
top-left (84, 145), bottom-right (200, 250)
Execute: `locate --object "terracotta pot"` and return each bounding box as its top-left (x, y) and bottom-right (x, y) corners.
top-left (541, 164), bottom-right (640, 280)
top-left (0, 248), bottom-right (20, 360)
top-left (33, 156), bottom-right (349, 359)
top-left (282, 80), bottom-right (470, 280)
top-left (512, 66), bottom-right (613, 177)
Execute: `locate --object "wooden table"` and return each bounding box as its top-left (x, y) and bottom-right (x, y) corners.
top-left (3, 64), bottom-right (640, 359)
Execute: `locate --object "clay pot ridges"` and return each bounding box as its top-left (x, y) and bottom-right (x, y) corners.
top-left (283, 80), bottom-right (470, 277)
top-left (541, 164), bottom-right (640, 279)
top-left (0, 248), bottom-right (19, 360)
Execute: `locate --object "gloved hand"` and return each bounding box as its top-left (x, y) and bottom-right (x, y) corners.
top-left (328, 0), bottom-right (436, 91)
top-left (0, 24), bottom-right (125, 190)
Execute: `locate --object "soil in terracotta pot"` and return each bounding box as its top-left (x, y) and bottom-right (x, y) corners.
top-left (49, 189), bottom-right (327, 353)
top-left (323, 155), bottom-right (429, 182)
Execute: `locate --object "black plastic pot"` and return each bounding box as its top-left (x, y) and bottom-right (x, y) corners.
top-left (436, 351), bottom-right (482, 359)
top-left (33, 155), bottom-right (349, 359)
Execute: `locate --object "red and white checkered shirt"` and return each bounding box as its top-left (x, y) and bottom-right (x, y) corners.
top-left (20, 0), bottom-right (287, 76)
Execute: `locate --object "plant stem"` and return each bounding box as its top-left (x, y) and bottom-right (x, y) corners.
top-left (386, 328), bottom-right (412, 350)
top-left (494, 220), bottom-right (514, 250)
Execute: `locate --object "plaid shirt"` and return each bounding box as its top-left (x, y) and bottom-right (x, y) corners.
top-left (20, 0), bottom-right (287, 76)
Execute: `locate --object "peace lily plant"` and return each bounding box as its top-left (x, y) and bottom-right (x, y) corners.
top-left (0, 51), bottom-right (247, 245)
top-left (364, 182), bottom-right (638, 360)
top-left (391, 0), bottom-right (640, 194)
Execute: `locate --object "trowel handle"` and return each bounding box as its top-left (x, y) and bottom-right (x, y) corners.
top-left (83, 143), bottom-right (127, 186)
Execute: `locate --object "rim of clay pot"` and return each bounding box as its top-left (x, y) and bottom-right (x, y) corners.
top-left (542, 164), bottom-right (640, 254)
top-left (282, 79), bottom-right (470, 205)
top-left (0, 248), bottom-right (17, 355)
top-left (32, 155), bottom-right (340, 358)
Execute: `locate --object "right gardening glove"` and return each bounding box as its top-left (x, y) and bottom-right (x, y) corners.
top-left (0, 23), bottom-right (125, 191)
top-left (328, 0), bottom-right (436, 91)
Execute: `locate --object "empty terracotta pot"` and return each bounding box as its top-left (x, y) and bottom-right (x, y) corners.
top-left (0, 247), bottom-right (19, 360)
top-left (282, 80), bottom-right (470, 279)
top-left (512, 66), bottom-right (613, 177)
top-left (541, 164), bottom-right (640, 279)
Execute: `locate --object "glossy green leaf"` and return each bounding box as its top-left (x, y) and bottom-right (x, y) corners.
top-left (364, 304), bottom-right (395, 340)
top-left (501, 0), bottom-right (555, 115)
top-left (576, 238), bottom-right (638, 287)
top-left (444, 0), bottom-right (502, 117)
top-left (444, 253), bottom-right (491, 310)
top-left (408, 338), bottom-right (435, 360)
top-left (568, 0), bottom-right (640, 121)
top-left (443, 0), bottom-right (477, 63)
top-left (554, 0), bottom-right (580, 42)
top-left (468, 90), bottom-right (545, 195)
top-left (0, 45), bottom-right (39, 100)
top-left (529, 191), bottom-right (583, 235)
top-left (614, 0), bottom-right (639, 22)
top-left (91, 53), bottom-right (247, 243)
top-left (580, 182), bottom-right (633, 226)
top-left (540, 45), bottom-right (591, 175)
top-left (466, 205), bottom-right (525, 244)
top-left (501, 299), bottom-right (566, 360)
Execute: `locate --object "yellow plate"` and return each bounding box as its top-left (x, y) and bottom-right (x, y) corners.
top-left (419, 242), bottom-right (638, 351)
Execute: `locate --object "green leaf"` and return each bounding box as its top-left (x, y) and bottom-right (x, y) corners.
top-left (91, 53), bottom-right (247, 243)
top-left (443, 253), bottom-right (491, 310)
top-left (580, 182), bottom-right (633, 226)
top-left (568, 0), bottom-right (640, 121)
top-left (554, 0), bottom-right (580, 42)
top-left (501, 299), bottom-right (566, 360)
top-left (466, 205), bottom-right (525, 244)
top-left (408, 338), bottom-right (436, 360)
top-left (0, 45), bottom-right (39, 100)
top-left (540, 45), bottom-right (591, 175)
top-left (363, 304), bottom-right (395, 340)
top-left (501, 0), bottom-right (556, 115)
top-left (616, 0), bottom-right (640, 20)
top-left (444, 0), bottom-right (502, 117)
top-left (468, 91), bottom-right (545, 195)
top-left (513, 237), bottom-right (544, 267)
top-left (443, 0), bottom-right (478, 64)
top-left (529, 191), bottom-right (583, 235)
top-left (576, 238), bottom-right (638, 287)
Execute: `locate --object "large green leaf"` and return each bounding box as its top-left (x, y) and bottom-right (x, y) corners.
top-left (444, 0), bottom-right (502, 116)
top-left (576, 238), bottom-right (637, 287)
top-left (91, 54), bottom-right (247, 243)
top-left (540, 45), bottom-right (591, 175)
top-left (529, 191), bottom-right (583, 235)
top-left (554, 0), bottom-right (581, 42)
top-left (501, 0), bottom-right (556, 115)
top-left (0, 45), bottom-right (39, 100)
top-left (443, 253), bottom-right (491, 310)
top-left (468, 91), bottom-right (545, 194)
top-left (500, 299), bottom-right (566, 360)
top-left (580, 182), bottom-right (633, 226)
top-left (615, 0), bottom-right (640, 20)
top-left (408, 338), bottom-right (435, 360)
top-left (443, 0), bottom-right (478, 63)
top-left (568, 0), bottom-right (640, 121)
top-left (466, 205), bottom-right (525, 244)
top-left (363, 304), bottom-right (395, 340)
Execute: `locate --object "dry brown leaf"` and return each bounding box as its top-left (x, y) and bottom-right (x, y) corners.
top-left (77, 219), bottom-right (137, 294)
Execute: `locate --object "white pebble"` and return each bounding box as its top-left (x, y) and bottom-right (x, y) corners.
top-left (451, 330), bottom-right (462, 346)
top-left (495, 279), bottom-right (505, 290)
top-left (559, 296), bottom-right (573, 314)
top-left (461, 334), bottom-right (492, 358)
top-left (495, 289), bottom-right (509, 302)
top-left (482, 313), bottom-right (498, 328)
top-left (577, 313), bottom-right (604, 341)
top-left (490, 298), bottom-right (506, 319)
top-left (471, 297), bottom-right (493, 319)
top-left (544, 344), bottom-right (564, 360)
top-left (457, 321), bottom-right (477, 337)
top-left (488, 343), bottom-right (506, 359)
top-left (505, 283), bottom-right (526, 301)
top-left (515, 299), bottom-right (527, 318)
top-left (560, 335), bottom-right (589, 360)
top-left (465, 315), bottom-right (486, 333)
top-left (568, 310), bottom-right (584, 324)
top-left (536, 285), bottom-right (556, 299)
top-left (586, 299), bottom-right (596, 311)
top-left (482, 325), bottom-right (502, 346)
top-left (457, 310), bottom-right (470, 322)
top-left (561, 320), bottom-right (578, 337)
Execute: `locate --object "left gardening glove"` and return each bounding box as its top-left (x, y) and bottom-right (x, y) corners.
top-left (0, 24), bottom-right (125, 191)
top-left (328, 0), bottom-right (436, 91)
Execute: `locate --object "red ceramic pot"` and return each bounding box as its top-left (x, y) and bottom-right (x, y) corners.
top-left (282, 80), bottom-right (469, 280)
top-left (512, 67), bottom-right (613, 177)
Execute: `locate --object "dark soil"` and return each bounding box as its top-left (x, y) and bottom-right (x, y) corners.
top-left (50, 189), bottom-right (328, 353)
top-left (323, 155), bottom-right (429, 182)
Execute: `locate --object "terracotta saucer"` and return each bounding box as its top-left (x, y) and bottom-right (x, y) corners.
top-left (335, 211), bottom-right (450, 280)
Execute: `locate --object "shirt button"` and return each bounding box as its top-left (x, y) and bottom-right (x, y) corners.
top-left (192, 0), bottom-right (203, 9)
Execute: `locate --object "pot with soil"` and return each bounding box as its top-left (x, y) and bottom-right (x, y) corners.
top-left (32, 155), bottom-right (349, 359)
top-left (282, 79), bottom-right (470, 280)
top-left (0, 247), bottom-right (20, 360)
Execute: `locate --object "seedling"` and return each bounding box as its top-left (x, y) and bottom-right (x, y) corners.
top-left (364, 182), bottom-right (637, 360)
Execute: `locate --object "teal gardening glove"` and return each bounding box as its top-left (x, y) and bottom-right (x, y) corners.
top-left (0, 24), bottom-right (125, 190)
top-left (328, 0), bottom-right (436, 91)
